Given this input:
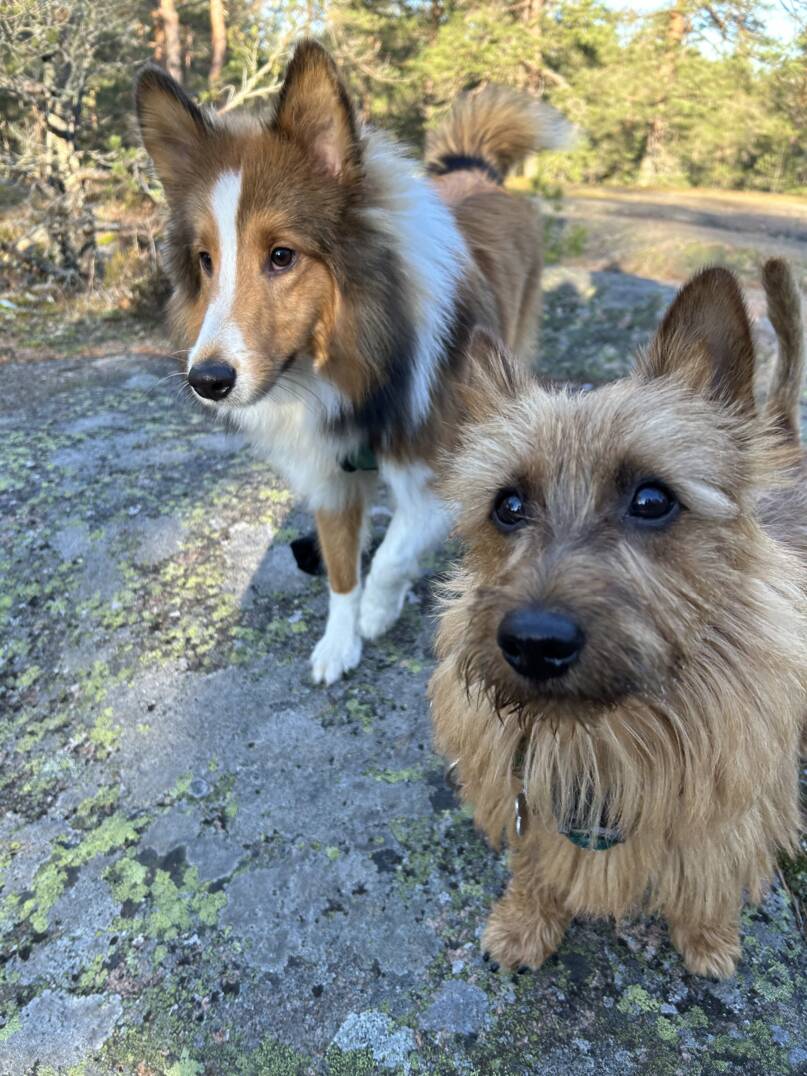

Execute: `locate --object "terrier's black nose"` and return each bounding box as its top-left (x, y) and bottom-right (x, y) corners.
top-left (188, 361), bottom-right (236, 400)
top-left (497, 607), bottom-right (584, 681)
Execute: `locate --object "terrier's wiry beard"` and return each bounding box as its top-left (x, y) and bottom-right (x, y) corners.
top-left (450, 580), bottom-right (670, 726)
top-left (453, 623), bottom-right (691, 837)
top-left (522, 704), bottom-right (676, 838)
top-left (457, 646), bottom-right (613, 732)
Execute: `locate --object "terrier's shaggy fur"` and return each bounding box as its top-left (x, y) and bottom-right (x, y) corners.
top-left (429, 261), bottom-right (806, 979)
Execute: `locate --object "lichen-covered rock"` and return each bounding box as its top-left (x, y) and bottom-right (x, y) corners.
top-left (420, 980), bottom-right (490, 1034)
top-left (0, 260), bottom-right (804, 1074)
top-left (0, 990), bottom-right (123, 1070)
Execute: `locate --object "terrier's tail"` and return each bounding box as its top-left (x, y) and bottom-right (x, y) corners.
top-left (763, 258), bottom-right (804, 443)
top-left (425, 85), bottom-right (573, 183)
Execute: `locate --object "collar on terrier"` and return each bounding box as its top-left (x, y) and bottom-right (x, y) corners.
top-left (445, 741), bottom-right (626, 851)
top-left (340, 445), bottom-right (378, 473)
top-left (511, 736), bottom-right (625, 852)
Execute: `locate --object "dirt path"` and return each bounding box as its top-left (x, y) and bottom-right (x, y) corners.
top-left (568, 187), bottom-right (807, 245)
top-left (552, 188), bottom-right (807, 307)
top-left (0, 190), bottom-right (805, 1074)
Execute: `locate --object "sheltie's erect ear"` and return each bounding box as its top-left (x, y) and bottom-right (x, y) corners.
top-left (134, 64), bottom-right (214, 197)
top-left (273, 39), bottom-right (361, 180)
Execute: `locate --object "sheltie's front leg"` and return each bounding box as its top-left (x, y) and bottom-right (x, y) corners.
top-left (360, 461), bottom-right (452, 640)
top-left (310, 497), bottom-right (366, 684)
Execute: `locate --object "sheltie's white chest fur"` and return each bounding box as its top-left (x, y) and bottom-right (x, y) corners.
top-left (235, 362), bottom-right (364, 513)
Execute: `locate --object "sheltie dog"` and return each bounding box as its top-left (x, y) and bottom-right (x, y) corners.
top-left (135, 39), bottom-right (565, 683)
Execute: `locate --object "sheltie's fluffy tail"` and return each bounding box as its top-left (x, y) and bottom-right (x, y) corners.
top-left (762, 258), bottom-right (804, 443)
top-left (425, 85), bottom-right (573, 182)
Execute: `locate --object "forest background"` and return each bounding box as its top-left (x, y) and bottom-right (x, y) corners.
top-left (0, 0), bottom-right (804, 314)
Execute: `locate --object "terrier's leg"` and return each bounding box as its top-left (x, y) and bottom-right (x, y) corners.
top-left (482, 850), bottom-right (570, 970)
top-left (663, 848), bottom-right (743, 979)
top-left (667, 908), bottom-right (742, 980)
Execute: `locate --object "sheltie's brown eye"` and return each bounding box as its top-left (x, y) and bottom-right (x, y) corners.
top-left (268, 247), bottom-right (296, 272)
top-left (199, 251), bottom-right (213, 276)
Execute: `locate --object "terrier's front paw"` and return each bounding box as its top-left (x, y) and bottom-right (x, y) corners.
top-left (670, 922), bottom-right (740, 979)
top-left (359, 576), bottom-right (409, 640)
top-left (310, 629), bottom-right (362, 685)
top-left (481, 891), bottom-right (569, 971)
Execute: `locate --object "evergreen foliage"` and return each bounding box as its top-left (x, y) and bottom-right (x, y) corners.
top-left (0, 0), bottom-right (803, 290)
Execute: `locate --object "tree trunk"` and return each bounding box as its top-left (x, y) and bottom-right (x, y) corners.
top-left (40, 42), bottom-right (97, 285)
top-left (158, 0), bottom-right (182, 83)
top-left (638, 0), bottom-right (689, 184)
top-left (209, 0), bottom-right (227, 86)
top-left (152, 8), bottom-right (165, 66)
top-left (521, 0), bottom-right (545, 93)
top-left (183, 25), bottom-right (195, 81)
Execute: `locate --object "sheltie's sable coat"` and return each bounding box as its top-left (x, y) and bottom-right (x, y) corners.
top-left (429, 261), bottom-right (806, 978)
top-left (136, 41), bottom-right (561, 683)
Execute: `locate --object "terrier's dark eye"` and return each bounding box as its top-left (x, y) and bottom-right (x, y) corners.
top-left (199, 251), bottom-right (213, 276)
top-left (627, 482), bottom-right (679, 525)
top-left (492, 489), bottom-right (527, 532)
top-left (268, 247), bottom-right (296, 272)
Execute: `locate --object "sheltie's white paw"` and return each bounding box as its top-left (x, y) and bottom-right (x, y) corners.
top-left (311, 585), bottom-right (363, 684)
top-left (310, 629), bottom-right (362, 685)
top-left (359, 576), bottom-right (409, 640)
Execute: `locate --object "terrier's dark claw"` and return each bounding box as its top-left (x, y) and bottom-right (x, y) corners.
top-left (489, 961), bottom-right (500, 972)
top-left (517, 965), bottom-right (529, 975)
top-left (482, 951), bottom-right (490, 962)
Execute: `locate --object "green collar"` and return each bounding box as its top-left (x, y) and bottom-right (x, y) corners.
top-left (340, 445), bottom-right (378, 473)
top-left (511, 735), bottom-right (625, 852)
top-left (562, 827), bottom-right (624, 852)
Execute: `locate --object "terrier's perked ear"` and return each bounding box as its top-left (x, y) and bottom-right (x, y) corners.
top-left (459, 327), bottom-right (527, 424)
top-left (762, 257), bottom-right (804, 442)
top-left (639, 266), bottom-right (756, 415)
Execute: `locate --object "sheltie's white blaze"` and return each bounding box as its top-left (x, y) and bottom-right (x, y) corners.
top-left (189, 170), bottom-right (252, 396)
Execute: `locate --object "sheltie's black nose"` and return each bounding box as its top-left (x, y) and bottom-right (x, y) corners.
top-left (497, 607), bottom-right (584, 681)
top-left (188, 361), bottom-right (236, 401)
